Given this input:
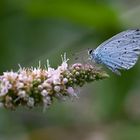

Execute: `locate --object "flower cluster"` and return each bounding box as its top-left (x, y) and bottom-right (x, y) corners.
top-left (0, 54), bottom-right (109, 110)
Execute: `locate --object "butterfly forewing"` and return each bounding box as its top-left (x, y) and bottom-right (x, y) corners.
top-left (93, 29), bottom-right (140, 74)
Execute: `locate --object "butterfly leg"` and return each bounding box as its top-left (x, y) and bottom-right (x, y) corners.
top-left (106, 65), bottom-right (121, 76)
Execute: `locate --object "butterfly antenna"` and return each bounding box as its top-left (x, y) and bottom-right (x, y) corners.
top-left (72, 48), bottom-right (90, 61)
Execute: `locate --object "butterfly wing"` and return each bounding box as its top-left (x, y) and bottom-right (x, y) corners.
top-left (93, 29), bottom-right (140, 75)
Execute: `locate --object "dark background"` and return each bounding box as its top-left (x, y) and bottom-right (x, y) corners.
top-left (0, 0), bottom-right (140, 140)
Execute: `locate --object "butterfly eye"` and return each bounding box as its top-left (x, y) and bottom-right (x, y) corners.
top-left (88, 49), bottom-right (93, 55)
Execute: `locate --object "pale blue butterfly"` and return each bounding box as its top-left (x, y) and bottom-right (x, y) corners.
top-left (88, 29), bottom-right (140, 75)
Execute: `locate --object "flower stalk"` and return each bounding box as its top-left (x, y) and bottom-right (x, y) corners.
top-left (0, 54), bottom-right (109, 110)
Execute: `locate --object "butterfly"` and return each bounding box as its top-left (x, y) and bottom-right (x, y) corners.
top-left (88, 29), bottom-right (140, 75)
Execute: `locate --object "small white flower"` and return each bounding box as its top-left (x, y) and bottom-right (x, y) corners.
top-left (58, 53), bottom-right (69, 71)
top-left (7, 84), bottom-right (12, 89)
top-left (14, 90), bottom-right (27, 103)
top-left (67, 87), bottom-right (74, 94)
top-left (53, 77), bottom-right (61, 85)
top-left (42, 96), bottom-right (51, 111)
top-left (17, 90), bottom-right (26, 98)
top-left (47, 67), bottom-right (55, 77)
top-left (3, 71), bottom-right (18, 81)
top-left (16, 82), bottom-right (24, 89)
top-left (42, 82), bottom-right (52, 90)
top-left (53, 70), bottom-right (61, 84)
top-left (54, 86), bottom-right (61, 92)
top-left (47, 66), bottom-right (61, 85)
top-left (18, 74), bottom-right (28, 82)
top-left (75, 72), bottom-right (80, 76)
top-left (27, 75), bottom-right (33, 82)
top-left (38, 85), bottom-right (43, 90)
top-left (41, 90), bottom-right (48, 96)
top-left (27, 97), bottom-right (34, 107)
top-left (42, 82), bottom-right (51, 88)
top-left (1, 80), bottom-right (12, 89)
top-left (0, 88), bottom-right (8, 96)
top-left (63, 78), bottom-right (68, 84)
top-left (0, 79), bottom-right (12, 96)
top-left (46, 79), bottom-right (53, 83)
top-left (32, 68), bottom-right (42, 78)
top-left (67, 87), bottom-right (78, 98)
top-left (72, 63), bottom-right (82, 68)
top-left (43, 96), bottom-right (51, 104)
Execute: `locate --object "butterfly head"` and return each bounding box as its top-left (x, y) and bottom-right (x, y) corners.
top-left (88, 48), bottom-right (101, 64)
top-left (88, 49), bottom-right (95, 60)
top-left (88, 49), bottom-right (93, 55)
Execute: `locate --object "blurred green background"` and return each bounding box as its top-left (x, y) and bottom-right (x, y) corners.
top-left (1, 0), bottom-right (140, 140)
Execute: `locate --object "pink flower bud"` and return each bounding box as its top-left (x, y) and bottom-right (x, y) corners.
top-left (67, 87), bottom-right (75, 95)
